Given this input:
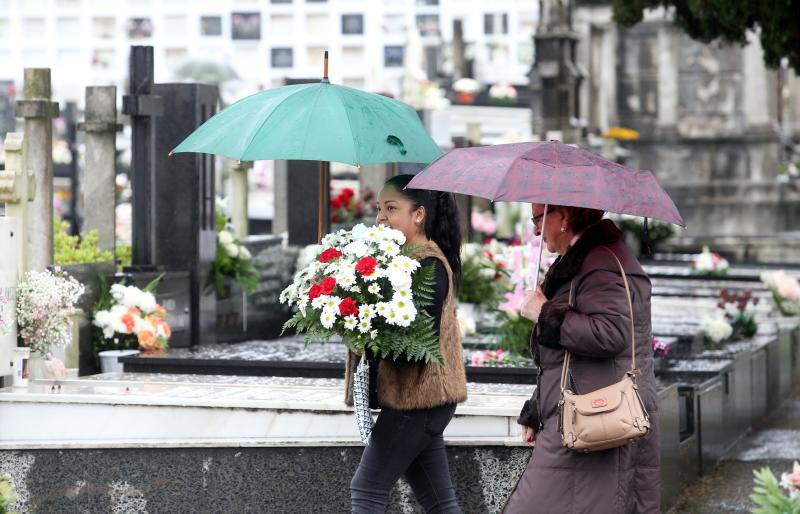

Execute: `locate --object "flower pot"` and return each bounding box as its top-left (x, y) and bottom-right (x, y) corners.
top-left (455, 91), bottom-right (475, 104)
top-left (12, 347), bottom-right (30, 388)
top-left (98, 349), bottom-right (140, 373)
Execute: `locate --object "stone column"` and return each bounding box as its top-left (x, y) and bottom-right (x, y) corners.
top-left (80, 86), bottom-right (121, 254)
top-left (231, 160), bottom-right (251, 239)
top-left (15, 68), bottom-right (59, 271)
top-left (0, 132), bottom-right (33, 278)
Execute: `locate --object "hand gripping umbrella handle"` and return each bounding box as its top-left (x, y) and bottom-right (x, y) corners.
top-left (531, 205), bottom-right (548, 288)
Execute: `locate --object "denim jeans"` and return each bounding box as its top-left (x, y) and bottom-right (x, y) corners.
top-left (350, 403), bottom-right (462, 514)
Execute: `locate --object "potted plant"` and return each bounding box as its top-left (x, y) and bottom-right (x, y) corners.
top-left (15, 268), bottom-right (85, 379)
top-left (92, 275), bottom-right (171, 372)
top-left (453, 78), bottom-right (480, 104)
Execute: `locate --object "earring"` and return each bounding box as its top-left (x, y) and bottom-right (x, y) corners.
top-left (560, 226), bottom-right (566, 233)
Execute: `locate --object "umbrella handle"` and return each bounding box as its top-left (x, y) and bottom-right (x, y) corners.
top-left (323, 50), bottom-right (329, 80)
top-left (531, 205), bottom-right (548, 287)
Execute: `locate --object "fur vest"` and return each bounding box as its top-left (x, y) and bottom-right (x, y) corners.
top-left (344, 241), bottom-right (468, 410)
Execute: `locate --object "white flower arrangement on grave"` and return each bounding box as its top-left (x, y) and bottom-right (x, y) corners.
top-left (761, 270), bottom-right (800, 316)
top-left (92, 279), bottom-right (171, 357)
top-left (16, 268), bottom-right (85, 357)
top-left (701, 315), bottom-right (734, 349)
top-left (488, 82), bottom-right (518, 105)
top-left (280, 223), bottom-right (443, 364)
top-left (690, 246), bottom-right (729, 275)
top-left (213, 197), bottom-right (260, 297)
top-left (452, 78), bottom-right (481, 94)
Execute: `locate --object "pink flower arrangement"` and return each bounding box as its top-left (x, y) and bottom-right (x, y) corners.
top-left (471, 210), bottom-right (497, 236)
top-left (0, 292), bottom-right (12, 335)
top-left (652, 336), bottom-right (669, 357)
top-left (761, 270), bottom-right (800, 315)
top-left (690, 246), bottom-right (729, 275)
top-left (470, 349), bottom-right (506, 366)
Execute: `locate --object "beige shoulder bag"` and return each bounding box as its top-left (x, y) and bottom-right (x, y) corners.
top-left (558, 248), bottom-right (650, 453)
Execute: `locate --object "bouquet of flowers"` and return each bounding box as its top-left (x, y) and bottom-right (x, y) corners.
top-left (16, 268), bottom-right (84, 357)
top-left (458, 243), bottom-right (509, 307)
top-left (280, 224), bottom-right (443, 364)
top-left (92, 276), bottom-right (171, 359)
top-left (718, 288), bottom-right (759, 339)
top-left (690, 246), bottom-right (729, 275)
top-left (213, 197), bottom-right (260, 297)
top-left (750, 462), bottom-right (800, 513)
top-left (652, 336), bottom-right (669, 357)
top-left (761, 270), bottom-right (800, 316)
top-left (488, 82), bottom-right (518, 106)
top-left (701, 315), bottom-right (734, 349)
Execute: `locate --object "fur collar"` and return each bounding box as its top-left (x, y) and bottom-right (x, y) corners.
top-left (542, 219), bottom-right (623, 299)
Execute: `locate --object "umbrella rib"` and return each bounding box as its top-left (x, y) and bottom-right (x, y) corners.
top-left (331, 86), bottom-right (358, 165)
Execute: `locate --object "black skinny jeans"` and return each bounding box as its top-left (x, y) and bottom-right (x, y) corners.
top-left (350, 403), bottom-right (462, 514)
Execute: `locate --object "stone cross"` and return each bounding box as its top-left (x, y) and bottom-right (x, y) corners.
top-left (0, 132), bottom-right (33, 278)
top-left (79, 86), bottom-right (122, 254)
top-left (122, 46), bottom-right (163, 265)
top-left (15, 68), bottom-right (59, 271)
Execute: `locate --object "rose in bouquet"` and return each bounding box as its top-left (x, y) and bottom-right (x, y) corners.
top-left (761, 270), bottom-right (800, 316)
top-left (92, 275), bottom-right (171, 359)
top-left (280, 224), bottom-right (443, 364)
top-left (16, 268), bottom-right (85, 357)
top-left (213, 197), bottom-right (260, 297)
top-left (690, 246), bottom-right (729, 275)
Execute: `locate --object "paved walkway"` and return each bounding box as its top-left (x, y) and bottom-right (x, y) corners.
top-left (669, 386), bottom-right (800, 513)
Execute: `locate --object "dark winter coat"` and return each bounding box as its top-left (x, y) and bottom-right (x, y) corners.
top-left (503, 219), bottom-right (661, 514)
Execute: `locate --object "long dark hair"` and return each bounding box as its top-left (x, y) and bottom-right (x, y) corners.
top-left (384, 174), bottom-right (462, 290)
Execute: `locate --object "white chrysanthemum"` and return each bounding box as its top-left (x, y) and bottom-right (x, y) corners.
top-left (388, 270), bottom-right (412, 290)
top-left (379, 240), bottom-right (401, 257)
top-left (391, 256), bottom-right (420, 274)
top-left (393, 288), bottom-right (412, 302)
top-left (391, 296), bottom-right (416, 316)
top-left (323, 296), bottom-right (342, 312)
top-left (396, 310), bottom-right (414, 327)
top-left (350, 223), bottom-right (369, 240)
top-left (218, 230), bottom-right (234, 245)
top-left (310, 261), bottom-right (324, 273)
top-left (297, 298), bottom-right (309, 316)
top-left (320, 309), bottom-right (336, 329)
top-left (311, 296), bottom-right (327, 309)
top-left (375, 302), bottom-right (390, 318)
top-left (343, 315), bottom-right (358, 331)
top-left (336, 272), bottom-right (357, 290)
top-left (702, 316), bottom-right (733, 343)
top-left (384, 308), bottom-right (400, 325)
top-left (350, 285), bottom-right (362, 294)
top-left (239, 246), bottom-right (252, 260)
top-left (359, 304), bottom-right (376, 320)
top-left (343, 240), bottom-right (370, 258)
top-left (368, 283), bottom-right (382, 295)
top-left (358, 317), bottom-right (372, 333)
top-left (225, 243), bottom-right (239, 258)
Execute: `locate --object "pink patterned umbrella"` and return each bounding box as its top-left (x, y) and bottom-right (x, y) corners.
top-left (406, 141), bottom-right (684, 226)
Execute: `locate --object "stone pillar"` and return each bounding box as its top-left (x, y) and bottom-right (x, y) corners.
top-left (80, 86), bottom-right (121, 254)
top-left (0, 132), bottom-right (33, 278)
top-left (231, 161), bottom-right (251, 239)
top-left (15, 69), bottom-right (59, 271)
top-left (0, 217), bottom-right (18, 387)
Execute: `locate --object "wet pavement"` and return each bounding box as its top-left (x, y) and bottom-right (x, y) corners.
top-left (668, 386), bottom-right (800, 513)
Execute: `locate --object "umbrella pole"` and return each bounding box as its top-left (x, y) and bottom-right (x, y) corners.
top-left (317, 161), bottom-right (329, 243)
top-left (531, 205), bottom-right (548, 288)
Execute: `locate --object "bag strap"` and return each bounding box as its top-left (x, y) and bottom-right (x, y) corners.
top-left (559, 246), bottom-right (637, 393)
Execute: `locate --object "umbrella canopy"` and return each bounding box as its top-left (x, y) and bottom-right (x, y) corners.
top-left (171, 81), bottom-right (442, 166)
top-left (407, 141), bottom-right (684, 226)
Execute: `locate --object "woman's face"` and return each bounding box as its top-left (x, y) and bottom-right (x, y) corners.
top-left (532, 204), bottom-right (567, 254)
top-left (376, 187), bottom-right (424, 244)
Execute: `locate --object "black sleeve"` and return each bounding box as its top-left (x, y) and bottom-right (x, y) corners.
top-left (517, 396), bottom-right (540, 428)
top-left (420, 257), bottom-right (448, 336)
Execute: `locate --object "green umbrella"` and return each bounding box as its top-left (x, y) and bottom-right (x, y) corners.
top-left (172, 52), bottom-right (442, 239)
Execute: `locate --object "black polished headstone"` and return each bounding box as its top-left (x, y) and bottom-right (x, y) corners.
top-left (150, 82), bottom-right (218, 347)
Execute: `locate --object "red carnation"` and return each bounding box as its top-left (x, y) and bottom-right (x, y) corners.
top-left (331, 197), bottom-right (342, 209)
top-left (339, 297), bottom-right (359, 317)
top-left (319, 248), bottom-right (343, 263)
top-left (320, 277), bottom-right (336, 295)
top-left (308, 284), bottom-right (322, 299)
top-left (341, 187), bottom-right (355, 200)
top-left (355, 256), bottom-right (378, 276)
